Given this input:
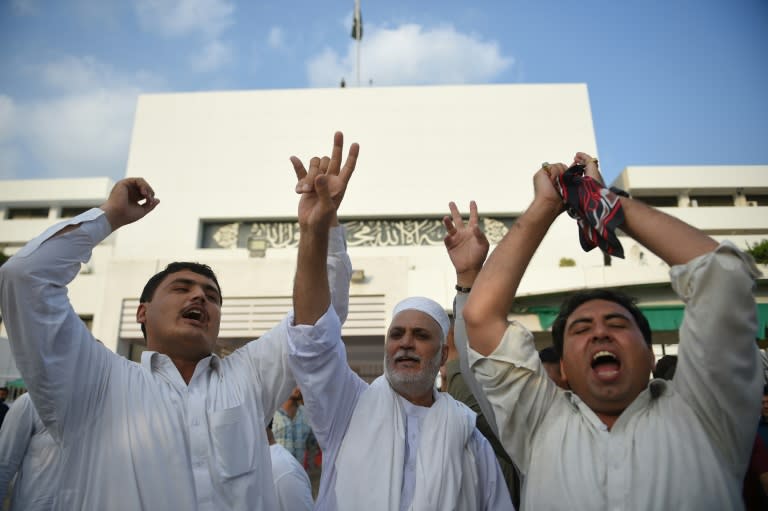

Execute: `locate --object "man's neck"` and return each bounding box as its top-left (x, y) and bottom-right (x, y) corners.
top-left (172, 358), bottom-right (200, 385)
top-left (147, 341), bottom-right (209, 385)
top-left (281, 400), bottom-right (299, 417)
top-left (596, 412), bottom-right (619, 431)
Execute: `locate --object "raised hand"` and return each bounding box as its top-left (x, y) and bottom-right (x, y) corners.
top-left (443, 201), bottom-right (490, 283)
top-left (534, 162), bottom-right (568, 214)
top-left (291, 131), bottom-right (359, 218)
top-left (295, 158), bottom-right (338, 233)
top-left (100, 178), bottom-right (159, 230)
top-left (572, 152), bottom-right (604, 185)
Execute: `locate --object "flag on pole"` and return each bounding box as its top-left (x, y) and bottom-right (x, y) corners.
top-left (351, 1), bottom-right (363, 40)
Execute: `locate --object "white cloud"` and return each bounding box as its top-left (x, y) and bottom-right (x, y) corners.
top-left (267, 27), bottom-right (284, 50)
top-left (307, 24), bottom-right (513, 87)
top-left (3, 56), bottom-right (165, 179)
top-left (189, 39), bottom-right (233, 72)
top-left (135, 0), bottom-right (234, 39)
top-left (22, 90), bottom-right (139, 178)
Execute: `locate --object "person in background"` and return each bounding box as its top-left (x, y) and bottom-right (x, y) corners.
top-left (268, 420), bottom-right (314, 511)
top-left (0, 392), bottom-right (60, 511)
top-left (442, 200), bottom-right (521, 508)
top-left (759, 385), bottom-right (768, 446)
top-left (272, 386), bottom-right (313, 464)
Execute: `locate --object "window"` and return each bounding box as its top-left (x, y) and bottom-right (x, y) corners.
top-left (7, 207), bottom-right (49, 219)
top-left (79, 315), bottom-right (94, 331)
top-left (746, 194), bottom-right (768, 206)
top-left (636, 196), bottom-right (678, 207)
top-left (689, 195), bottom-right (733, 207)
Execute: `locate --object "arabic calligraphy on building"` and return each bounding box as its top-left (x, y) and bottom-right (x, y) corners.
top-left (202, 217), bottom-right (513, 249)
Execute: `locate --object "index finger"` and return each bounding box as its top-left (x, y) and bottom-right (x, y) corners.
top-left (448, 201), bottom-right (465, 229)
top-left (134, 177), bottom-right (155, 202)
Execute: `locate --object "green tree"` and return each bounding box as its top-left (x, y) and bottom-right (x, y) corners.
top-left (746, 239), bottom-right (768, 264)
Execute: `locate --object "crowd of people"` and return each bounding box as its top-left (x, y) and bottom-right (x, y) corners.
top-left (0, 130), bottom-right (765, 510)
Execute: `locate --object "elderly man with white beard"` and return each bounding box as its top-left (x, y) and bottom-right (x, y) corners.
top-left (285, 155), bottom-right (512, 511)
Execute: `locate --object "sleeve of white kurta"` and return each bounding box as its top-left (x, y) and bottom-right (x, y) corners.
top-left (670, 241), bottom-right (762, 470)
top-left (327, 225), bottom-right (352, 325)
top-left (468, 321), bottom-right (564, 474)
top-left (0, 209), bottom-right (115, 444)
top-left (470, 430), bottom-right (516, 511)
top-left (454, 292), bottom-right (504, 439)
top-left (285, 306), bottom-right (367, 452)
top-left (0, 395), bottom-right (35, 502)
top-left (238, 225), bottom-right (353, 426)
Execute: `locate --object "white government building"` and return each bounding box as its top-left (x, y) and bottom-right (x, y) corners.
top-left (1, 84), bottom-right (767, 385)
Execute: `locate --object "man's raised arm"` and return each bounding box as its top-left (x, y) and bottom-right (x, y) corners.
top-left (463, 164), bottom-right (565, 356)
top-left (291, 132), bottom-right (358, 325)
top-left (576, 151), bottom-right (718, 264)
top-left (0, 178), bottom-right (158, 441)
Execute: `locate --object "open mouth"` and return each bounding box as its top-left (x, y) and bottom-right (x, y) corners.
top-left (181, 306), bottom-right (206, 325)
top-left (591, 350), bottom-right (620, 381)
top-left (394, 354), bottom-right (421, 367)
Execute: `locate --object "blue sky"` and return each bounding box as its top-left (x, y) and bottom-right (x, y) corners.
top-left (1, 0), bottom-right (766, 184)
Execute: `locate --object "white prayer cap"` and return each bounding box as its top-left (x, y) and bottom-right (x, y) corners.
top-left (391, 296), bottom-right (450, 340)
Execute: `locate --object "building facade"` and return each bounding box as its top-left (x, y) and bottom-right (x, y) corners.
top-left (1, 85), bottom-right (766, 383)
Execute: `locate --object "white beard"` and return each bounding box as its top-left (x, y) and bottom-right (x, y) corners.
top-left (384, 347), bottom-right (443, 397)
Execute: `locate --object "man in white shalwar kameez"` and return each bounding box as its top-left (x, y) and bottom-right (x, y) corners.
top-left (0, 132), bottom-right (359, 510)
top-left (285, 155), bottom-right (513, 511)
top-left (462, 154), bottom-right (762, 510)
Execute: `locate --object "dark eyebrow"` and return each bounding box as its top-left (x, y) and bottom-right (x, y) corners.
top-left (604, 312), bottom-right (632, 322)
top-left (167, 278), bottom-right (221, 301)
top-left (567, 312), bottom-right (632, 332)
top-left (567, 317), bottom-right (593, 332)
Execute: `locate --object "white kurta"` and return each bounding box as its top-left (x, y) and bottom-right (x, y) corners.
top-left (469, 242), bottom-right (762, 511)
top-left (270, 443), bottom-right (314, 511)
top-left (0, 208), bottom-right (351, 511)
top-left (286, 307), bottom-right (513, 511)
top-left (0, 393), bottom-right (61, 511)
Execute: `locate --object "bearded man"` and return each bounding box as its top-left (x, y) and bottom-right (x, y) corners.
top-left (285, 153), bottom-right (513, 511)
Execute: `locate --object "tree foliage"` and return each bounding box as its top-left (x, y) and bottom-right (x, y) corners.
top-left (746, 239), bottom-right (768, 264)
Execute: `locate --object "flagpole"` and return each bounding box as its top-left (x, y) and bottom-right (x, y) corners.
top-left (354, 0), bottom-right (361, 86)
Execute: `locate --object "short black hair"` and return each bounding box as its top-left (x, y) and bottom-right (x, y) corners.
top-left (763, 384), bottom-right (768, 396)
top-left (138, 262), bottom-right (222, 339)
top-left (539, 346), bottom-right (560, 364)
top-left (551, 289), bottom-right (652, 357)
